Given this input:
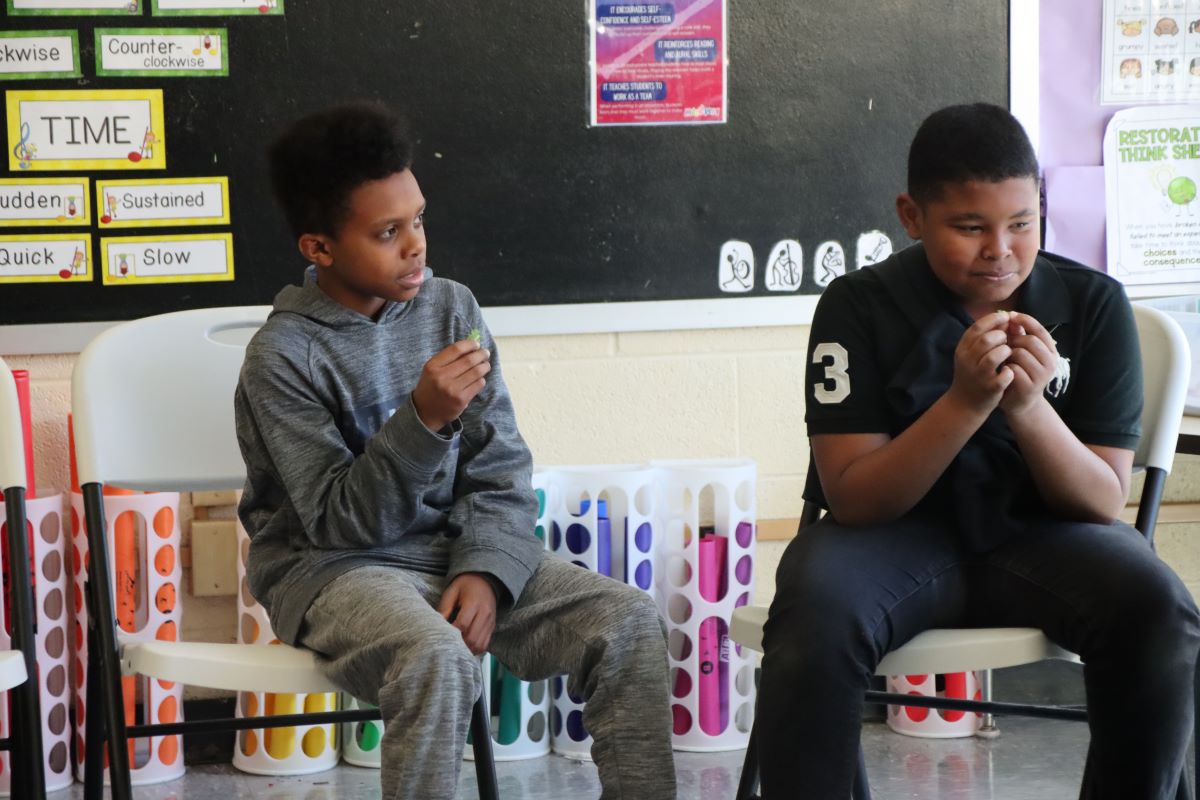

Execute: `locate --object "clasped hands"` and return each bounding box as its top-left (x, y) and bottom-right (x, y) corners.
top-left (951, 310), bottom-right (1059, 415)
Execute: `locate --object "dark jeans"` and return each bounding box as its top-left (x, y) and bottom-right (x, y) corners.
top-left (757, 514), bottom-right (1200, 800)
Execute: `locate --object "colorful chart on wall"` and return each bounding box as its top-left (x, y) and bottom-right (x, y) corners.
top-left (0, 233), bottom-right (92, 283)
top-left (0, 31), bottom-right (82, 80)
top-left (1102, 0), bottom-right (1200, 105)
top-left (590, 0), bottom-right (727, 126)
top-left (6, 89), bottom-right (167, 171)
top-left (99, 232), bottom-right (234, 284)
top-left (0, 177), bottom-right (91, 227)
top-left (1104, 105), bottom-right (1200, 285)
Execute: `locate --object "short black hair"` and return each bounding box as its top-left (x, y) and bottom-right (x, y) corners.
top-left (268, 102), bottom-right (413, 238)
top-left (907, 103), bottom-right (1039, 204)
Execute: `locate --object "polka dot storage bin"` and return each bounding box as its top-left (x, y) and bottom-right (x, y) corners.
top-left (546, 465), bottom-right (659, 760)
top-left (70, 490), bottom-right (185, 786)
top-left (234, 514), bottom-right (339, 776)
top-left (651, 459), bottom-right (757, 752)
top-left (340, 694), bottom-right (381, 768)
top-left (886, 671), bottom-right (982, 738)
top-left (0, 493), bottom-right (72, 794)
top-left (464, 655), bottom-right (551, 762)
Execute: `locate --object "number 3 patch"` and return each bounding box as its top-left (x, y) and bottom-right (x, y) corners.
top-left (812, 342), bottom-right (850, 404)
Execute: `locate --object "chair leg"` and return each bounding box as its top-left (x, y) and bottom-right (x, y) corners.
top-left (83, 633), bottom-right (106, 800)
top-left (735, 722), bottom-right (761, 800)
top-left (469, 691), bottom-right (499, 800)
top-left (5, 486), bottom-right (46, 800)
top-left (852, 742), bottom-right (872, 800)
top-left (82, 483), bottom-right (134, 800)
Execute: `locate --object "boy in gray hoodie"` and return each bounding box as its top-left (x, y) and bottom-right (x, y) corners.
top-left (234, 103), bottom-right (675, 800)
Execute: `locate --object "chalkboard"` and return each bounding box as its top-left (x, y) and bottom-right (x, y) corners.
top-left (0, 0), bottom-right (1010, 337)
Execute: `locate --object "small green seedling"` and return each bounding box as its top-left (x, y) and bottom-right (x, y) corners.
top-left (468, 328), bottom-right (482, 343)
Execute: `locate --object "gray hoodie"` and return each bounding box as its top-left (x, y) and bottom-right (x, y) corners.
top-left (234, 267), bottom-right (542, 645)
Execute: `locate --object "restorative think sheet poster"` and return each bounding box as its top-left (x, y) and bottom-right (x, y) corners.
top-left (1104, 105), bottom-right (1200, 285)
top-left (589, 0), bottom-right (727, 126)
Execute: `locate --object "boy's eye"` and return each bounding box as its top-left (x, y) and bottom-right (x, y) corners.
top-left (379, 226), bottom-right (398, 240)
top-left (414, 212), bottom-right (425, 228)
top-left (1012, 221), bottom-right (1031, 230)
top-left (955, 225), bottom-right (983, 233)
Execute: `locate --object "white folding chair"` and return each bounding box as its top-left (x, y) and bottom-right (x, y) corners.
top-left (72, 306), bottom-right (498, 800)
top-left (731, 303), bottom-right (1194, 800)
top-left (0, 358), bottom-right (46, 798)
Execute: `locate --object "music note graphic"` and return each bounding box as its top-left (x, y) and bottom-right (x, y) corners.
top-left (12, 123), bottom-right (35, 170)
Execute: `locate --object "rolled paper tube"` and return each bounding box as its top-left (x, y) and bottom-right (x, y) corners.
top-left (12, 370), bottom-right (34, 497)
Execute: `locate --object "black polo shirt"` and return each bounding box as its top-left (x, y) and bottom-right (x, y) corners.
top-left (802, 243), bottom-right (1143, 526)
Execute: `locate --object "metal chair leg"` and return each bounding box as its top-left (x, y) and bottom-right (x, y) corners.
top-left (852, 742), bottom-right (872, 800)
top-left (6, 486), bottom-right (45, 800)
top-left (83, 630), bottom-right (105, 800)
top-left (469, 690), bottom-right (499, 800)
top-left (735, 722), bottom-right (761, 800)
top-left (82, 483), bottom-right (134, 800)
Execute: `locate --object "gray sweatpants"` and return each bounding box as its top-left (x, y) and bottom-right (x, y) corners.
top-left (298, 552), bottom-right (676, 800)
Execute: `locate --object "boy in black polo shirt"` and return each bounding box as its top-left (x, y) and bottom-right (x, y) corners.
top-left (756, 103), bottom-right (1200, 798)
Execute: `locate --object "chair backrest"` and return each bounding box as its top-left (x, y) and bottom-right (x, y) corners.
top-left (0, 358), bottom-right (26, 492)
top-left (72, 306), bottom-right (270, 491)
top-left (1132, 303), bottom-right (1191, 475)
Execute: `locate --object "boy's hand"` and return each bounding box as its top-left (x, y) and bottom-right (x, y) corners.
top-left (437, 573), bottom-right (499, 656)
top-left (949, 311), bottom-right (1015, 413)
top-left (998, 312), bottom-right (1059, 415)
top-left (411, 339), bottom-right (492, 432)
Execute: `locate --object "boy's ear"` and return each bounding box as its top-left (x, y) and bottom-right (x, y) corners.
top-left (297, 233), bottom-right (335, 267)
top-left (895, 193), bottom-right (924, 240)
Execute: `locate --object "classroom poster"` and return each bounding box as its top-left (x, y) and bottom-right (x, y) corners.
top-left (150, 0), bottom-right (282, 15)
top-left (1104, 105), bottom-right (1200, 285)
top-left (1101, 0), bottom-right (1200, 105)
top-left (6, 89), bottom-right (167, 171)
top-left (7, 0), bottom-right (140, 15)
top-left (95, 29), bottom-right (228, 76)
top-left (0, 178), bottom-right (91, 226)
top-left (96, 177), bottom-right (230, 227)
top-left (0, 31), bottom-right (82, 80)
top-left (0, 234), bottom-right (91, 283)
top-left (100, 233), bottom-right (234, 284)
top-left (590, 0), bottom-right (727, 126)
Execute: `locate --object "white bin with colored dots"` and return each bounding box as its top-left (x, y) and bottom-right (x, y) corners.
top-left (464, 655), bottom-right (551, 762)
top-left (340, 694), bottom-right (382, 768)
top-left (886, 672), bottom-right (983, 738)
top-left (71, 490), bottom-right (185, 786)
top-left (651, 458), bottom-right (757, 752)
top-left (546, 465), bottom-right (659, 760)
top-left (0, 493), bottom-right (72, 794)
top-left (234, 515), bottom-right (339, 776)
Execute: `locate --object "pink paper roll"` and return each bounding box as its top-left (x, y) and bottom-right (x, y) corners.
top-left (12, 370), bottom-right (34, 497)
top-left (698, 534), bottom-right (728, 735)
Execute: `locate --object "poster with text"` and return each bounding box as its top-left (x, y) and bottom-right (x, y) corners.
top-left (6, 89), bottom-right (166, 171)
top-left (1105, 105), bottom-right (1200, 285)
top-left (1101, 0), bottom-right (1200, 105)
top-left (590, 0), bottom-right (726, 127)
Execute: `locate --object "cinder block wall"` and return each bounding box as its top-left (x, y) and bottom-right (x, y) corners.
top-left (11, 325), bottom-right (1200, 698)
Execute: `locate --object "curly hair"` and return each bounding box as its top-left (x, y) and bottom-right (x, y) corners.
top-left (268, 102), bottom-right (414, 238)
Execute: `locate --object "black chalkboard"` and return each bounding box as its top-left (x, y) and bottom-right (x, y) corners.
top-left (1, 0), bottom-right (1009, 327)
